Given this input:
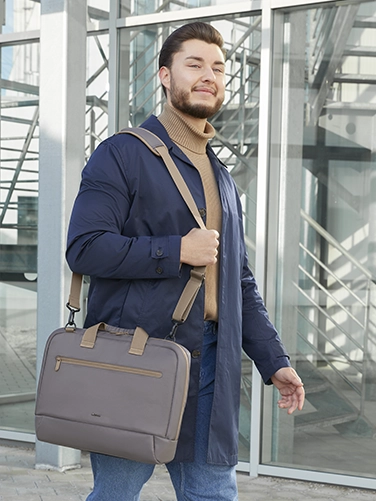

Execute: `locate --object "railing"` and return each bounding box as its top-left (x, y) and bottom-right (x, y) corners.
top-left (298, 209), bottom-right (375, 414)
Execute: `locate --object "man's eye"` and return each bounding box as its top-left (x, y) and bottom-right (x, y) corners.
top-left (214, 68), bottom-right (224, 73)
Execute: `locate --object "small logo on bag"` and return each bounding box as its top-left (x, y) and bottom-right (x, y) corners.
top-left (91, 413), bottom-right (101, 417)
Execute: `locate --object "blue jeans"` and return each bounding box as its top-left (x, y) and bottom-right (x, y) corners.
top-left (86, 321), bottom-right (238, 501)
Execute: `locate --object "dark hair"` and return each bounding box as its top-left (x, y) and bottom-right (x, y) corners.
top-left (159, 22), bottom-right (226, 95)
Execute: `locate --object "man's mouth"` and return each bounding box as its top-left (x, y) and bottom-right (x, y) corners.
top-left (193, 87), bottom-right (216, 96)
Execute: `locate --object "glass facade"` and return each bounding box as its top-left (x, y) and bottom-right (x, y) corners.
top-left (0, 40), bottom-right (39, 434)
top-left (264, 1), bottom-right (376, 479)
top-left (1, 0), bottom-right (40, 34)
top-left (1, 0), bottom-right (376, 489)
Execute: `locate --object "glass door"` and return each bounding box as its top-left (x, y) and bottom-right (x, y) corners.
top-left (263, 0), bottom-right (376, 478)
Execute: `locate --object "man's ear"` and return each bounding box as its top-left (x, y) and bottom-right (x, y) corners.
top-left (159, 66), bottom-right (171, 92)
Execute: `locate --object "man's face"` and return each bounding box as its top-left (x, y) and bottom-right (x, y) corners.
top-left (160, 39), bottom-right (226, 120)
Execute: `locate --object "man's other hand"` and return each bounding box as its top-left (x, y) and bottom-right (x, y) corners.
top-left (271, 367), bottom-right (305, 415)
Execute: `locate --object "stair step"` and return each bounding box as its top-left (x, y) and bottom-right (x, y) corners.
top-left (333, 74), bottom-right (376, 84)
top-left (343, 46), bottom-right (376, 57)
top-left (354, 17), bottom-right (376, 29)
top-left (295, 411), bottom-right (359, 430)
top-left (302, 381), bottom-right (329, 394)
top-left (279, 358), bottom-right (376, 436)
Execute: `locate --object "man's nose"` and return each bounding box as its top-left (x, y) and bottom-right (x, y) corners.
top-left (201, 66), bottom-right (215, 81)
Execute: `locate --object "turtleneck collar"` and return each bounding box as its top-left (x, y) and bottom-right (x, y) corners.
top-left (158, 103), bottom-right (215, 155)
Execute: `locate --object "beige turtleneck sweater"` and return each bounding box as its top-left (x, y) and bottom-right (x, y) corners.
top-left (158, 104), bottom-right (222, 322)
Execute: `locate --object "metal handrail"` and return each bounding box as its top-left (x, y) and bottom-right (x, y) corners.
top-left (301, 210), bottom-right (374, 281)
top-left (296, 283), bottom-right (365, 352)
top-left (298, 264), bottom-right (366, 331)
top-left (296, 327), bottom-right (362, 395)
top-left (299, 242), bottom-right (367, 307)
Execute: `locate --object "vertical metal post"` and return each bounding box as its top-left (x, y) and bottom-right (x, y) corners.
top-left (108, 0), bottom-right (119, 135)
top-left (36, 0), bottom-right (87, 470)
top-left (0, 0), bottom-right (5, 34)
top-left (250, 0), bottom-right (273, 478)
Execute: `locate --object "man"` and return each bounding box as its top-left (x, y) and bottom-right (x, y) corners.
top-left (66, 22), bottom-right (304, 501)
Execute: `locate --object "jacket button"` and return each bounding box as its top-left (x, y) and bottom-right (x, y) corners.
top-left (192, 350), bottom-right (201, 358)
top-left (156, 248), bottom-right (163, 257)
top-left (156, 267), bottom-right (163, 274)
top-left (199, 208), bottom-right (206, 217)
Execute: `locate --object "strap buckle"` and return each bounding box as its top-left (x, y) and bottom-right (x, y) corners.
top-left (166, 322), bottom-right (180, 342)
top-left (65, 302), bottom-right (80, 331)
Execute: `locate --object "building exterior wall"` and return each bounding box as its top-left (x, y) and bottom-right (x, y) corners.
top-left (1, 0), bottom-right (376, 489)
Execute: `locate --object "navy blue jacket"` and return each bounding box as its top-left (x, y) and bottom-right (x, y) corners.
top-left (66, 115), bottom-right (290, 465)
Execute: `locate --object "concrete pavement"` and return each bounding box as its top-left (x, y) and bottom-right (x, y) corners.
top-left (1, 443), bottom-right (376, 500)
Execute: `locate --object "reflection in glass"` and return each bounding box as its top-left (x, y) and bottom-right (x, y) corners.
top-left (86, 33), bottom-right (110, 158)
top-left (0, 43), bottom-right (39, 433)
top-left (118, 15), bottom-right (262, 461)
top-left (265, 1), bottom-right (376, 478)
top-left (1, 0), bottom-right (40, 34)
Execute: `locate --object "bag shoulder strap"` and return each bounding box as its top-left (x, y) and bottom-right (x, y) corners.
top-left (119, 127), bottom-right (205, 230)
top-left (68, 127), bottom-right (207, 331)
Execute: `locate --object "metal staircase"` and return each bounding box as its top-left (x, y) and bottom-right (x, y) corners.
top-left (294, 2), bottom-right (376, 436)
top-left (238, 4), bottom-right (376, 448)
top-left (296, 210), bottom-right (376, 435)
top-left (0, 24), bottom-right (110, 284)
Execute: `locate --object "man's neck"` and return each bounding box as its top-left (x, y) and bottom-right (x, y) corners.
top-left (167, 103), bottom-right (208, 132)
top-left (158, 103), bottom-right (215, 155)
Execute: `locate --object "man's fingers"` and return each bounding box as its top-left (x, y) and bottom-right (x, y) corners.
top-left (180, 228), bottom-right (221, 266)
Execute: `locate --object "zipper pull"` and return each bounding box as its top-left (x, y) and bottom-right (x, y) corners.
top-left (55, 357), bottom-right (62, 371)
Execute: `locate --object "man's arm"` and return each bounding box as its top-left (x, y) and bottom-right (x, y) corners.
top-left (237, 198), bottom-right (304, 412)
top-left (66, 141), bottom-right (181, 279)
top-left (241, 263), bottom-right (305, 414)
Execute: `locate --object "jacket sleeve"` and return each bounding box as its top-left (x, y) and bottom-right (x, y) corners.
top-left (241, 256), bottom-right (291, 384)
top-left (66, 140), bottom-right (181, 279)
top-left (237, 192), bottom-right (290, 383)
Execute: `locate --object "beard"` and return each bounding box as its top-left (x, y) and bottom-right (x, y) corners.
top-left (169, 77), bottom-right (224, 119)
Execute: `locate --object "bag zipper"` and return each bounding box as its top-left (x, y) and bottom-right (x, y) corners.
top-left (54, 356), bottom-right (162, 378)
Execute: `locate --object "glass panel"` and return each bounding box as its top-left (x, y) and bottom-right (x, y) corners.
top-left (264, 1), bottom-right (376, 478)
top-left (118, 14), bottom-right (262, 462)
top-left (1, 0), bottom-right (40, 34)
top-left (120, 1), bottom-right (242, 17)
top-left (0, 42), bottom-right (39, 434)
top-left (86, 32), bottom-right (110, 159)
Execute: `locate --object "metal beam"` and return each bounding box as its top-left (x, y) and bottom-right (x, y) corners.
top-left (35, 0), bottom-right (87, 471)
top-left (0, 78), bottom-right (39, 95)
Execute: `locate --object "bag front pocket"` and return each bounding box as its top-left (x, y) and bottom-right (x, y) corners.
top-left (54, 356), bottom-right (162, 378)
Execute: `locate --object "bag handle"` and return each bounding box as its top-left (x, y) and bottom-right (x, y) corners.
top-left (66, 127), bottom-right (207, 335)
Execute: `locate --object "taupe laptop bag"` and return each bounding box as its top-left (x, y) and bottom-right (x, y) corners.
top-left (35, 128), bottom-right (206, 464)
